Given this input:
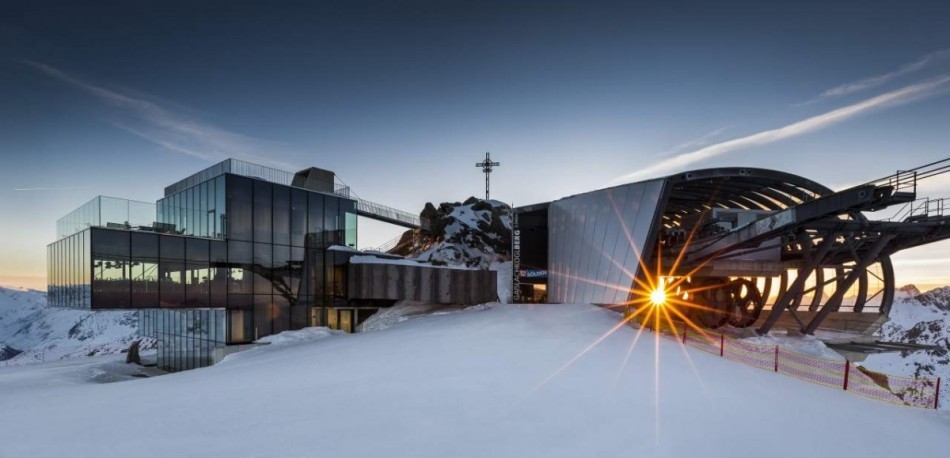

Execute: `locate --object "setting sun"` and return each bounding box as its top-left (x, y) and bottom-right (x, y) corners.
top-left (649, 280), bottom-right (667, 306)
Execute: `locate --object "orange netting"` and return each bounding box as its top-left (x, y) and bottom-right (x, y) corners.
top-left (776, 347), bottom-right (846, 389)
top-left (653, 327), bottom-right (941, 410)
top-left (684, 332), bottom-right (721, 356)
top-left (722, 338), bottom-right (775, 372)
top-left (847, 364), bottom-right (939, 408)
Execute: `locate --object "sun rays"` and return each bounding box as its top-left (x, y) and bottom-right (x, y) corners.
top-left (536, 195), bottom-right (731, 394)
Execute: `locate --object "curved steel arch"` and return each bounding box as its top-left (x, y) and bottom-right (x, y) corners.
top-left (650, 167), bottom-right (894, 325)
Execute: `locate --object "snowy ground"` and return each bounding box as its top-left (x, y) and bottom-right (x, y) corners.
top-left (1, 303), bottom-right (947, 458)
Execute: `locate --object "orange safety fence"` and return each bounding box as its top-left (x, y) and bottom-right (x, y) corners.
top-left (847, 364), bottom-right (940, 408)
top-left (654, 325), bottom-right (942, 410)
top-left (684, 332), bottom-right (721, 356)
top-left (776, 348), bottom-right (847, 389)
top-left (723, 338), bottom-right (775, 372)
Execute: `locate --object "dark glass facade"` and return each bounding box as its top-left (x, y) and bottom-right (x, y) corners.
top-left (139, 309), bottom-right (227, 371)
top-left (156, 175), bottom-right (227, 238)
top-left (47, 229), bottom-right (91, 308)
top-left (48, 170), bottom-right (360, 371)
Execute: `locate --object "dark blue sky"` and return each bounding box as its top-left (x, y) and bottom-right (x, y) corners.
top-left (2, 0), bottom-right (950, 288)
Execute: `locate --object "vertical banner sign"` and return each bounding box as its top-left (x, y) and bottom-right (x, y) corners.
top-left (512, 212), bottom-right (521, 303)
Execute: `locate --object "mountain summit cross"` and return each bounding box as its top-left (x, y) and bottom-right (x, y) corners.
top-left (475, 152), bottom-right (500, 200)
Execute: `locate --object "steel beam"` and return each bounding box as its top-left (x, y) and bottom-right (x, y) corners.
top-left (757, 234), bottom-right (836, 334)
top-left (802, 235), bottom-right (895, 334)
top-left (687, 185), bottom-right (880, 262)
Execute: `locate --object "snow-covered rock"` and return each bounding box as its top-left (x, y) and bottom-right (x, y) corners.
top-left (399, 197), bottom-right (511, 269)
top-left (0, 286), bottom-right (153, 366)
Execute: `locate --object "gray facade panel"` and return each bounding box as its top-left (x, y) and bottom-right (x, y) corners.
top-left (347, 263), bottom-right (497, 305)
top-left (548, 178), bottom-right (665, 305)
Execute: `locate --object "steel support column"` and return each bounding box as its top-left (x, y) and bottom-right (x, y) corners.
top-left (802, 234), bottom-right (895, 334)
top-left (757, 233), bottom-right (836, 335)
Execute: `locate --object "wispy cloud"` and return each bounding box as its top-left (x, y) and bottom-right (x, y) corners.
top-left (611, 76), bottom-right (950, 184)
top-left (658, 127), bottom-right (729, 157)
top-left (807, 49), bottom-right (950, 104)
top-left (14, 186), bottom-right (91, 192)
top-left (25, 60), bottom-right (300, 170)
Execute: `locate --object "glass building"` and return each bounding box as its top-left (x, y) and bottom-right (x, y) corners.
top-left (47, 159), bottom-right (362, 371)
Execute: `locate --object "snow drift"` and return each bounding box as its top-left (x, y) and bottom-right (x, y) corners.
top-left (0, 303), bottom-right (947, 457)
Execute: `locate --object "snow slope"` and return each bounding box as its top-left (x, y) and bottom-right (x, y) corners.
top-left (0, 286), bottom-right (151, 366)
top-left (0, 303), bottom-right (946, 457)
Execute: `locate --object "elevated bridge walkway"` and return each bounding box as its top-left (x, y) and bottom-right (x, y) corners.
top-left (354, 196), bottom-right (428, 231)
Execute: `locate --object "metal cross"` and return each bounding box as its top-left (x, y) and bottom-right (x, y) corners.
top-left (475, 152), bottom-right (501, 200)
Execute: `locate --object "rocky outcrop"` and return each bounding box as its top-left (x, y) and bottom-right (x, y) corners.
top-left (392, 197), bottom-right (512, 269)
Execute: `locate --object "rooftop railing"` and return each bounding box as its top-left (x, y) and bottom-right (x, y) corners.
top-left (56, 196), bottom-right (156, 240)
top-left (163, 158), bottom-right (354, 200)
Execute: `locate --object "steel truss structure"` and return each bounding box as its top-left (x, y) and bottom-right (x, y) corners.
top-left (651, 159), bottom-right (950, 334)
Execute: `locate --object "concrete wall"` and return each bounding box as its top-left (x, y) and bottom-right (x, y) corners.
top-left (347, 263), bottom-right (497, 305)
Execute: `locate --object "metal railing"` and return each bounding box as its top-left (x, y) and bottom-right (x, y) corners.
top-left (368, 233), bottom-right (405, 253)
top-left (164, 159), bottom-right (299, 196)
top-left (165, 158), bottom-right (356, 199)
top-left (885, 197), bottom-right (946, 221)
top-left (887, 170), bottom-right (918, 194)
top-left (354, 196), bottom-right (422, 228)
top-left (163, 158), bottom-right (426, 230)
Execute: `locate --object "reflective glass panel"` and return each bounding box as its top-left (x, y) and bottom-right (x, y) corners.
top-left (253, 180), bottom-right (272, 243)
top-left (273, 185), bottom-right (290, 245)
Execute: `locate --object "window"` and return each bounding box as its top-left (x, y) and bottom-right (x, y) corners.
top-left (344, 209), bottom-right (358, 248)
top-left (253, 180), bottom-right (272, 244)
top-left (253, 242), bottom-right (272, 294)
top-left (160, 236), bottom-right (184, 260)
top-left (308, 193), bottom-right (324, 248)
top-left (200, 180), bottom-right (210, 237)
top-left (308, 248), bottom-right (324, 297)
top-left (290, 246), bottom-right (304, 296)
top-left (228, 308), bottom-right (253, 344)
top-left (130, 233), bottom-right (159, 308)
top-left (324, 197), bottom-right (339, 246)
top-left (227, 240), bottom-right (253, 294)
top-left (227, 175), bottom-right (253, 241)
top-left (273, 185), bottom-right (290, 245)
top-left (291, 188), bottom-right (307, 247)
top-left (254, 295), bottom-right (273, 338)
top-left (159, 261), bottom-right (185, 307)
top-left (215, 176), bottom-right (227, 238)
top-left (272, 295), bottom-right (290, 334)
top-left (91, 229), bottom-right (130, 308)
top-left (185, 238), bottom-right (210, 307)
top-left (209, 241), bottom-right (228, 305)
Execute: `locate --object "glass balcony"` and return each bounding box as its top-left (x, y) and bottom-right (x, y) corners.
top-left (56, 196), bottom-right (157, 240)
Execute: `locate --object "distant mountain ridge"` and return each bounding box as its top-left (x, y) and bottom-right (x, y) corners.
top-left (0, 286), bottom-right (152, 366)
top-left (880, 284), bottom-right (950, 349)
top-left (866, 284), bottom-right (950, 408)
top-left (908, 286), bottom-right (950, 313)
